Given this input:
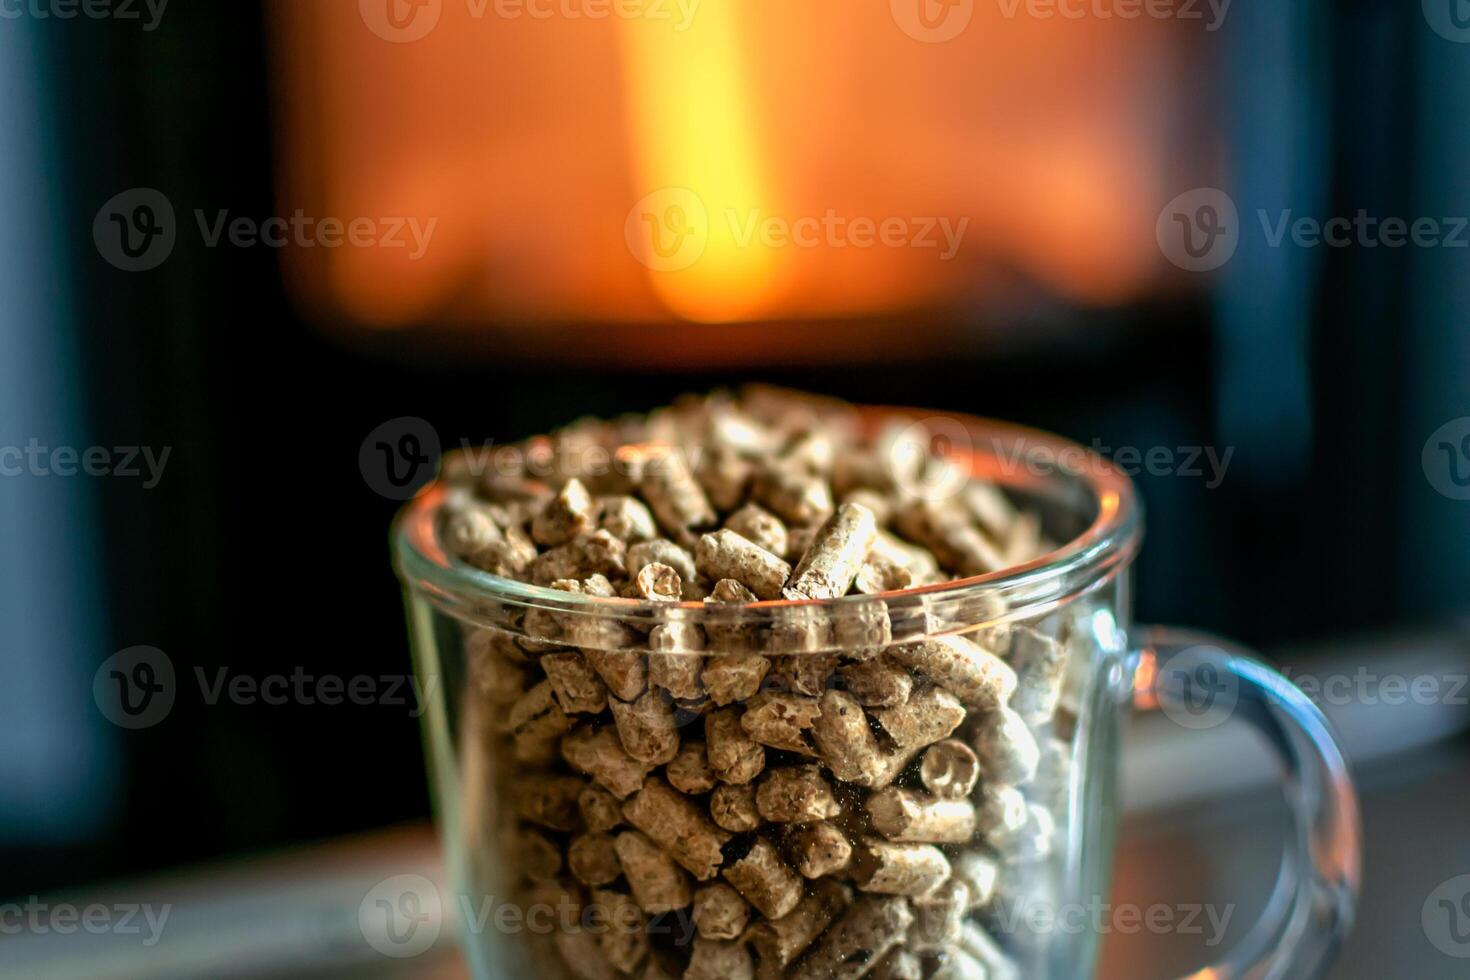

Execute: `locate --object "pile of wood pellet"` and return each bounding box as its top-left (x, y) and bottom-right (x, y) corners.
top-left (435, 387), bottom-right (1087, 980)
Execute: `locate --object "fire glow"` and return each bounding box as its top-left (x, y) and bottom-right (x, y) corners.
top-left (272, 0), bottom-right (1193, 350)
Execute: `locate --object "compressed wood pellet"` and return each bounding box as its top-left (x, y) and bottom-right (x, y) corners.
top-left (783, 526), bottom-right (818, 564)
top-left (723, 503), bottom-right (789, 558)
top-left (755, 766), bottom-right (841, 824)
top-left (783, 502), bottom-right (878, 601)
top-left (893, 502), bottom-right (1006, 577)
top-left (633, 561), bottom-right (684, 602)
top-left (627, 540), bottom-right (700, 599)
top-left (610, 690), bottom-right (682, 765)
top-left (527, 876), bottom-right (586, 930)
top-left (542, 652), bottom-right (610, 714)
top-left (1008, 626), bottom-right (1067, 725)
top-left (839, 488), bottom-right (893, 526)
top-left (510, 681), bottom-right (574, 762)
top-left (666, 742), bottom-right (719, 795)
top-left (622, 777), bottom-right (731, 881)
top-left (641, 952), bottom-right (683, 980)
top-left (788, 894), bottom-right (913, 980)
top-left (568, 833), bottom-right (624, 886)
top-left (468, 643), bottom-right (528, 705)
top-left (886, 635), bottom-right (1016, 709)
top-left (959, 922), bottom-right (1021, 980)
top-left (461, 528), bottom-right (538, 578)
top-left (919, 739), bottom-right (980, 800)
top-left (562, 726), bottom-right (657, 799)
top-left (614, 830), bottom-right (693, 913)
top-left (784, 822), bottom-right (852, 879)
top-left (583, 648), bottom-right (647, 702)
top-left (1003, 510), bottom-right (1043, 566)
top-left (910, 878), bottom-right (969, 953)
top-left (517, 773), bottom-right (586, 831)
top-left (837, 657), bottom-right (913, 708)
top-left (703, 579), bottom-right (761, 652)
top-left (811, 690), bottom-right (885, 786)
top-left (703, 654), bottom-right (771, 707)
top-left (591, 888), bottom-right (648, 973)
top-left (723, 838), bottom-right (803, 920)
top-left (974, 784), bottom-right (1028, 839)
top-left (697, 446), bottom-right (756, 514)
top-left (996, 802), bottom-right (1056, 864)
top-left (579, 785), bottom-right (625, 834)
top-left (533, 478), bottom-right (598, 546)
top-left (951, 851), bottom-right (999, 910)
top-left (709, 784), bottom-right (763, 833)
top-left (865, 787), bottom-right (977, 843)
top-left (1034, 735), bottom-right (1073, 815)
top-left (706, 707), bottom-right (766, 785)
top-left (531, 530), bottom-right (627, 585)
top-left (974, 705), bottom-right (1041, 785)
top-left (443, 507), bottom-right (503, 565)
top-left (740, 693), bottom-right (821, 755)
top-left (870, 685), bottom-right (966, 751)
top-left (781, 428), bottom-right (835, 475)
top-left (831, 603), bottom-right (892, 657)
top-left (696, 530), bottom-right (792, 601)
top-left (868, 948), bottom-right (922, 980)
top-left (685, 938), bottom-right (755, 980)
top-left (649, 646), bottom-right (704, 701)
top-left (599, 495), bottom-right (657, 543)
top-left (963, 482), bottom-right (1017, 540)
top-left (692, 882), bottom-right (750, 940)
top-left (769, 607), bottom-right (833, 655)
top-left (743, 879), bottom-right (849, 979)
top-left (555, 927), bottom-right (617, 980)
top-left (754, 466), bottom-right (833, 527)
top-left (928, 950), bottom-right (988, 980)
top-left (765, 653), bottom-right (840, 697)
top-left (849, 838), bottom-right (951, 896)
top-left (639, 449), bottom-right (717, 544)
top-left (516, 826), bottom-right (565, 882)
top-left (853, 553), bottom-right (914, 595)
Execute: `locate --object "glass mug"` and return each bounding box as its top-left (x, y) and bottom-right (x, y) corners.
top-left (392, 408), bottom-right (1360, 979)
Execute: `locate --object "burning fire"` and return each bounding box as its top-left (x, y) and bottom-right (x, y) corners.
top-left (272, 0), bottom-right (1195, 350)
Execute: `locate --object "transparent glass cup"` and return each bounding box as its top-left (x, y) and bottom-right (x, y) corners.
top-left (392, 408), bottom-right (1360, 979)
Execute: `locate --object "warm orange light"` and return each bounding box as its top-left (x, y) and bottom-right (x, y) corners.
top-left (270, 1), bottom-right (1199, 355)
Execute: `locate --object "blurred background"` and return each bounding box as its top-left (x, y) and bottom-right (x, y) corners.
top-left (1, 0), bottom-right (1467, 976)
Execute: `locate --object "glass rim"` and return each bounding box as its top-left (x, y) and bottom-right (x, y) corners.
top-left (391, 407), bottom-right (1144, 636)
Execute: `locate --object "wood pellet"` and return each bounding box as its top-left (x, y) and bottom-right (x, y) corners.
top-left (433, 388), bottom-right (1085, 979)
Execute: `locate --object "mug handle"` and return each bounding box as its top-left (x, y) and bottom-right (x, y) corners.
top-left (1130, 626), bottom-right (1362, 980)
